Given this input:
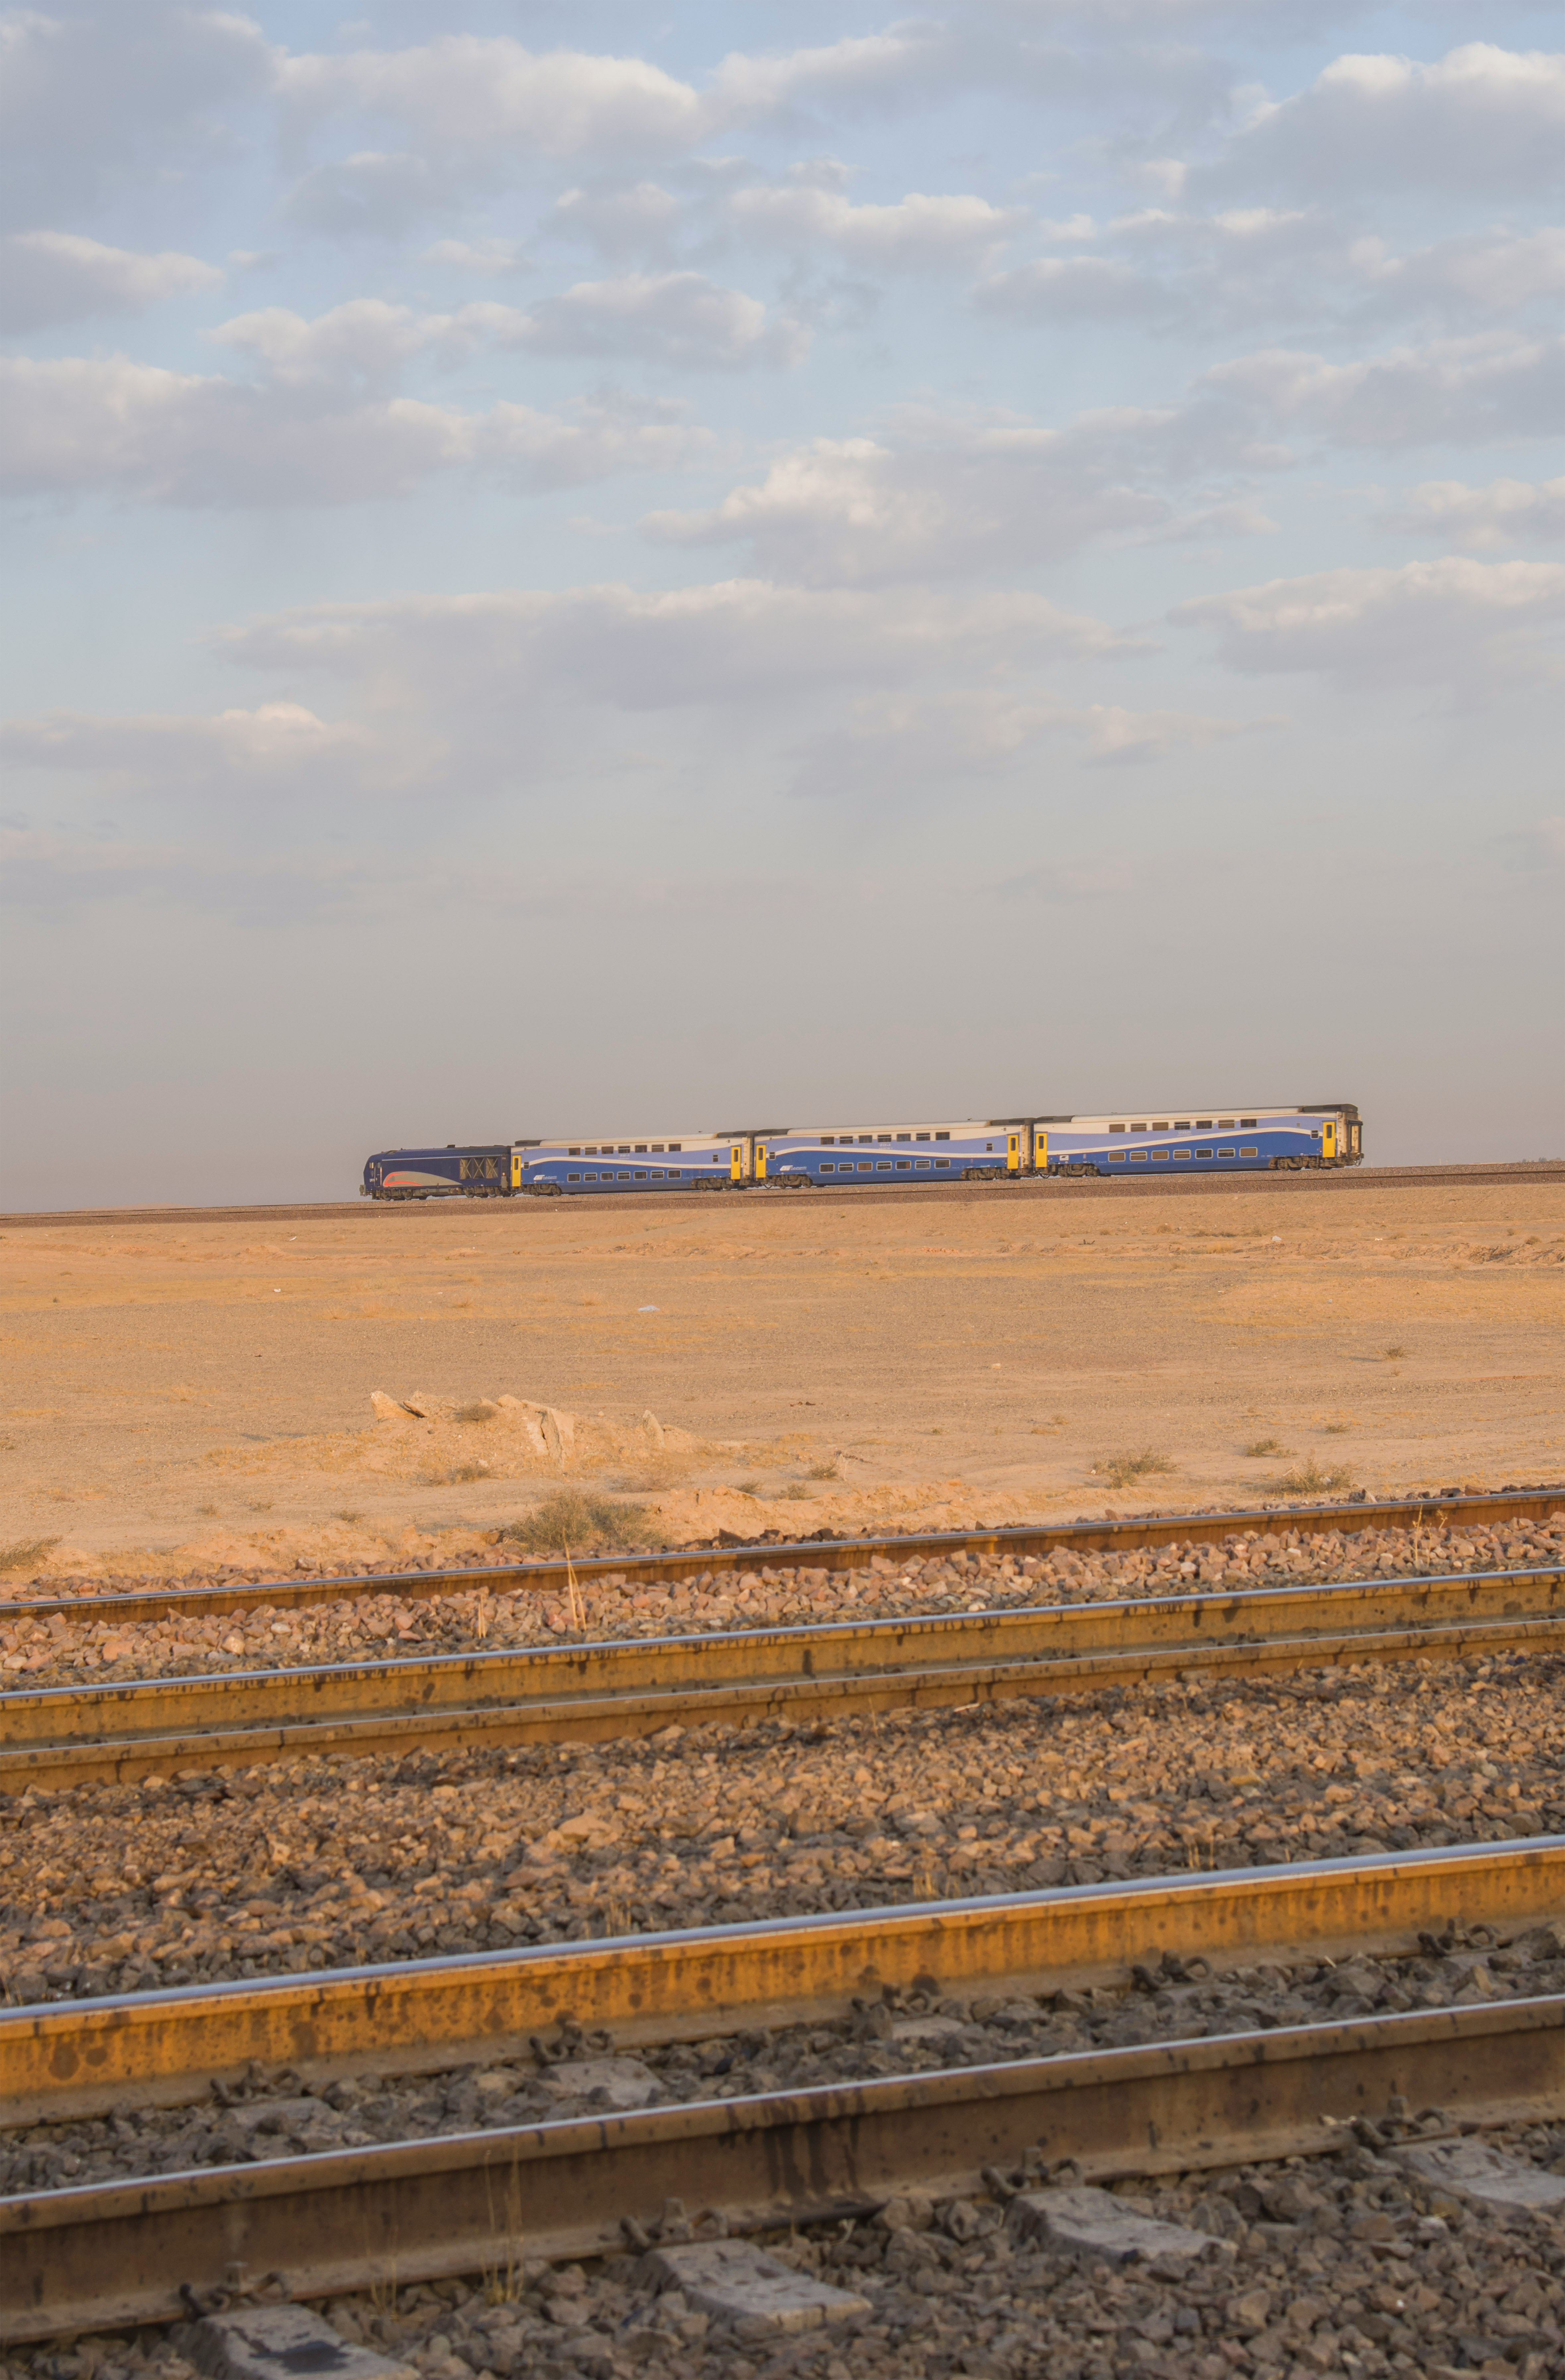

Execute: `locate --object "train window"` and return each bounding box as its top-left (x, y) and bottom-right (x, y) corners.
top-left (858, 1161), bottom-right (872, 1172)
top-left (1152, 1122), bottom-right (1168, 1132)
top-left (1195, 1148), bottom-right (1213, 1159)
top-left (669, 1169), bottom-right (681, 1178)
top-left (635, 1169), bottom-right (647, 1179)
top-left (985, 1141), bottom-right (994, 1151)
top-left (1130, 1150), bottom-right (1149, 1161)
top-left (915, 1158), bottom-right (931, 1168)
top-left (1311, 1128), bottom-right (1321, 1139)
top-left (916, 1131), bottom-right (930, 1140)
top-left (896, 1159), bottom-right (910, 1170)
top-left (634, 1145), bottom-right (647, 1153)
top-left (1240, 1145), bottom-right (1258, 1158)
top-left (1108, 1151), bottom-right (1126, 1163)
top-left (1240, 1119), bottom-right (1257, 1128)
top-left (568, 1147), bottom-right (582, 1157)
top-left (935, 1157), bottom-right (949, 1167)
top-left (877, 1133), bottom-right (891, 1142)
top-left (935, 1131), bottom-right (949, 1140)
top-left (1109, 1124), bottom-right (1126, 1133)
top-left (584, 1172), bottom-right (597, 1181)
top-left (896, 1132), bottom-right (912, 1141)
top-left (1195, 1121), bottom-right (1212, 1130)
top-left (567, 1172), bottom-right (580, 1182)
top-left (618, 1170), bottom-right (631, 1180)
top-left (877, 1160), bottom-right (892, 1169)
top-left (1218, 1120), bottom-right (1235, 1129)
top-left (1173, 1122), bottom-right (1190, 1132)
top-left (1151, 1149), bottom-right (1170, 1160)
top-left (821, 1135), bottom-right (835, 1144)
top-left (669, 1143), bottom-right (681, 1152)
top-left (821, 1162), bottom-right (836, 1172)
top-left (1217, 1148), bottom-right (1234, 1159)
top-left (1172, 1148), bottom-right (1191, 1160)
top-left (1131, 1123), bottom-right (1146, 1132)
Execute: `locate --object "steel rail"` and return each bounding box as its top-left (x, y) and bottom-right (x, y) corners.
top-left (7, 1837), bottom-right (1564, 2130)
top-left (2, 1158), bottom-right (1561, 1231)
top-left (6, 1564), bottom-right (1565, 1792)
top-left (11, 1486), bottom-right (1564, 1628)
top-left (5, 1990), bottom-right (1565, 2343)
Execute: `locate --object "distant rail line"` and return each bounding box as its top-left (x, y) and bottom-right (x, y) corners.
top-left (5, 1837), bottom-right (1565, 2339)
top-left (11, 1485), bottom-right (1565, 1628)
top-left (6, 1563), bottom-right (1564, 1792)
top-left (2, 1159), bottom-right (1561, 1230)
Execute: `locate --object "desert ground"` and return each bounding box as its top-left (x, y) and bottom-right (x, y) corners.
top-left (1, 1174), bottom-right (1560, 1586)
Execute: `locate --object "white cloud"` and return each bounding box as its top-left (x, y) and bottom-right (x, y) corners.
top-left (0, 231), bottom-right (220, 334)
top-left (221, 580), bottom-right (1130, 719)
top-left (785, 689), bottom-right (1275, 800)
top-left (512, 273), bottom-right (807, 370)
top-left (1208, 332), bottom-right (1565, 449)
top-left (974, 252), bottom-right (1158, 321)
top-left (0, 3), bottom-right (275, 227)
top-left (0, 701), bottom-right (375, 786)
top-left (0, 354), bottom-right (710, 505)
top-left (546, 182), bottom-right (684, 267)
top-left (1384, 475), bottom-right (1565, 549)
top-left (282, 152), bottom-right (454, 241)
top-left (731, 183), bottom-right (1025, 271)
top-left (1215, 44), bottom-right (1565, 199)
top-left (638, 406), bottom-right (1260, 585)
top-left (1173, 556), bottom-right (1565, 687)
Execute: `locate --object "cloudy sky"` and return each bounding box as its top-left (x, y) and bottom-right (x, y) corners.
top-left (2, 0), bottom-right (1562, 1204)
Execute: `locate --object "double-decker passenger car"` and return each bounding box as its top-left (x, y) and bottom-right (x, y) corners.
top-left (510, 1133), bottom-right (734, 1195)
top-left (360, 1144), bottom-right (513, 1199)
top-left (1036, 1103), bottom-right (1361, 1176)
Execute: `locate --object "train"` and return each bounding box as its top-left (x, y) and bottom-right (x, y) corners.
top-left (361, 1103), bottom-right (1363, 1199)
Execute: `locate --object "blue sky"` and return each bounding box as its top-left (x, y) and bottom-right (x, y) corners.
top-left (2, 0), bottom-right (1562, 1204)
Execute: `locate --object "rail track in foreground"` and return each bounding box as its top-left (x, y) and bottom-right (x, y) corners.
top-left (7, 1562), bottom-right (1564, 1791)
top-left (6, 1836), bottom-right (1565, 2339)
top-left (2, 1159), bottom-right (1561, 1232)
top-left (13, 1484), bottom-right (1565, 1628)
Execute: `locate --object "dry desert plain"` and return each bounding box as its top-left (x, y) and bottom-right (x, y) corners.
top-left (1, 1172), bottom-right (1561, 1587)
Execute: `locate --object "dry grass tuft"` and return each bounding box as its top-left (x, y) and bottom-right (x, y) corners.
top-left (1091, 1449), bottom-right (1175, 1490)
top-left (501, 1491), bottom-right (647, 1556)
top-left (1242, 1437), bottom-right (1288, 1457)
top-left (806, 1459), bottom-right (840, 1480)
top-left (1269, 1457), bottom-right (1356, 1495)
top-left (0, 1538), bottom-right (58, 1572)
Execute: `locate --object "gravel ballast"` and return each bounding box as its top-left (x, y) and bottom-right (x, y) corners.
top-left (9, 2118), bottom-right (1565, 2380)
top-left (2, 1515), bottom-right (1561, 1688)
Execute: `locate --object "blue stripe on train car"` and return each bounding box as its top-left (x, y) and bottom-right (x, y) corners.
top-left (1046, 1118), bottom-right (1329, 1174)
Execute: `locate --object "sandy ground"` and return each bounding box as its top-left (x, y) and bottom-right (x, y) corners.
top-left (0, 1178), bottom-right (1560, 1585)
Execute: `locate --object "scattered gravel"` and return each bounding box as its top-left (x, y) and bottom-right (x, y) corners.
top-left (5, 1650), bottom-right (1564, 2017)
top-left (10, 1918), bottom-right (1565, 2196)
top-left (3, 1516), bottom-right (1560, 1689)
top-left (10, 2117), bottom-right (1565, 2380)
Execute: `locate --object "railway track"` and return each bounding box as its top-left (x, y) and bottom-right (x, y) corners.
top-left (2, 1158), bottom-right (1560, 1232)
top-left (6, 1836), bottom-right (1565, 2339)
top-left (13, 1484), bottom-right (1565, 1626)
top-left (8, 1562), bottom-right (1565, 1791)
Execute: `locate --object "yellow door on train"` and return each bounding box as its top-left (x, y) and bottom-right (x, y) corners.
top-left (1007, 1133), bottom-right (1020, 1173)
top-left (1034, 1128), bottom-right (1046, 1172)
top-left (730, 1143), bottom-right (744, 1181)
top-left (1322, 1120), bottom-right (1336, 1161)
top-left (756, 1141), bottom-right (769, 1181)
top-left (511, 1153), bottom-right (521, 1189)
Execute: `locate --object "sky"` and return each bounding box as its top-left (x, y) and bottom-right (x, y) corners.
top-left (1, 0), bottom-right (1562, 1206)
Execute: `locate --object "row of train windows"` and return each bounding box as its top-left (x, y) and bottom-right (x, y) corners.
top-left (816, 1157), bottom-right (950, 1172)
top-left (1109, 1119), bottom-right (1255, 1133)
top-left (565, 1169), bottom-right (682, 1182)
top-left (817, 1131), bottom-right (951, 1145)
top-left (565, 1142), bottom-right (685, 1156)
top-left (1107, 1146), bottom-right (1257, 1163)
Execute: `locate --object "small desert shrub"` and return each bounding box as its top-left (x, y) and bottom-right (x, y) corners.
top-left (0, 1537), bottom-right (58, 1572)
top-left (1322, 1422), bottom-right (1351, 1436)
top-left (779, 1482), bottom-right (813, 1501)
top-left (806, 1460), bottom-right (840, 1480)
top-left (1243, 1438), bottom-right (1287, 1457)
top-left (734, 1479), bottom-right (761, 1496)
top-left (502, 1492), bottom-right (647, 1556)
top-left (1269, 1457), bottom-right (1355, 1495)
top-left (454, 1402), bottom-right (498, 1423)
top-left (1091, 1449), bottom-right (1175, 1489)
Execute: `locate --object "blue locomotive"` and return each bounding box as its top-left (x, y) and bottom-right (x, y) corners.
top-left (361, 1102), bottom-right (1361, 1198)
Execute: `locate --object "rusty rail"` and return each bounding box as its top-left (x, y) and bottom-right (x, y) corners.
top-left (4, 1562), bottom-right (1563, 1791)
top-left (5, 1992), bottom-right (1564, 2342)
top-left (7, 1486), bottom-right (1562, 1630)
top-left (7, 1835), bottom-right (1565, 2130)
